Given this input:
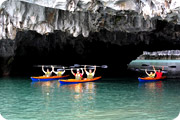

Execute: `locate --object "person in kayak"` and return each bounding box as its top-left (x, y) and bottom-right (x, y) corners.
top-left (152, 65), bottom-right (164, 78)
top-left (145, 69), bottom-right (155, 78)
top-left (42, 65), bottom-right (53, 77)
top-left (52, 66), bottom-right (65, 76)
top-left (71, 68), bottom-right (84, 80)
top-left (84, 65), bottom-right (96, 79)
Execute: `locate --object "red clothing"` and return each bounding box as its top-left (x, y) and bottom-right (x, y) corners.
top-left (156, 72), bottom-right (163, 78)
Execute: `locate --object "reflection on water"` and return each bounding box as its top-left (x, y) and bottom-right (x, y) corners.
top-left (61, 82), bottom-right (96, 100)
top-left (31, 81), bottom-right (96, 114)
top-left (138, 81), bottom-right (163, 91)
top-left (32, 81), bottom-right (57, 95)
top-left (138, 81), bottom-right (164, 100)
top-left (0, 78), bottom-right (180, 120)
top-left (32, 81), bottom-right (96, 98)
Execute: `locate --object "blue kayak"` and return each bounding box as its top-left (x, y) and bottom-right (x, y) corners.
top-left (31, 75), bottom-right (69, 82)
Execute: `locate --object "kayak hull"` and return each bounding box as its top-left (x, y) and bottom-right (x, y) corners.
top-left (31, 75), bottom-right (69, 82)
top-left (138, 76), bottom-right (167, 82)
top-left (59, 76), bottom-right (102, 84)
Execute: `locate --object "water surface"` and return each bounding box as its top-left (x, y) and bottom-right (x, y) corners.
top-left (0, 77), bottom-right (179, 120)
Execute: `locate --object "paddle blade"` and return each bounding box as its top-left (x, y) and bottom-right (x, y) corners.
top-left (74, 64), bottom-right (81, 67)
top-left (69, 66), bottom-right (76, 68)
top-left (57, 69), bottom-right (64, 71)
top-left (101, 65), bottom-right (108, 68)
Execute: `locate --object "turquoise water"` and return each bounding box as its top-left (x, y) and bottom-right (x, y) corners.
top-left (0, 77), bottom-right (180, 120)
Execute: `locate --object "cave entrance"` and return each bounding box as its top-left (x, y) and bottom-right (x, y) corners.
top-left (3, 20), bottom-right (180, 77)
top-left (9, 31), bottom-right (145, 77)
top-left (6, 33), bottom-right (180, 78)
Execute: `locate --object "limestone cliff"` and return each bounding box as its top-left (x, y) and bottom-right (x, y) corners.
top-left (0, 0), bottom-right (180, 40)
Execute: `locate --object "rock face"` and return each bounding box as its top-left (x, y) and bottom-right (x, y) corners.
top-left (0, 0), bottom-right (180, 76)
top-left (0, 0), bottom-right (180, 39)
top-left (0, 39), bottom-right (15, 76)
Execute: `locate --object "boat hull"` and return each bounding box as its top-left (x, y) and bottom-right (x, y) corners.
top-left (138, 76), bottom-right (167, 82)
top-left (31, 75), bottom-right (69, 82)
top-left (59, 76), bottom-right (102, 84)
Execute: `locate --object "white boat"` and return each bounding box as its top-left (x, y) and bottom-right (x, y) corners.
top-left (0, 114), bottom-right (6, 120)
top-left (173, 112), bottom-right (180, 120)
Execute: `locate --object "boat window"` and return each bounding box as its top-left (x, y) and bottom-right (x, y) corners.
top-left (169, 66), bottom-right (176, 68)
top-left (141, 64), bottom-right (149, 66)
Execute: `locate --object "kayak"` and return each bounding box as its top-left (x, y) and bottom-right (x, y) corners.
top-left (59, 76), bottom-right (102, 84)
top-left (31, 75), bottom-right (69, 82)
top-left (138, 76), bottom-right (167, 82)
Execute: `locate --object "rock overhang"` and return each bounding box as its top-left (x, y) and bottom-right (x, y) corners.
top-left (0, 0), bottom-right (180, 40)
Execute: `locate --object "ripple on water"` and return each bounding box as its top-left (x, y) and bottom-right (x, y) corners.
top-left (0, 77), bottom-right (179, 120)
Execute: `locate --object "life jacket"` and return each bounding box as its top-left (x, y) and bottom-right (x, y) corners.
top-left (149, 73), bottom-right (155, 78)
top-left (87, 73), bottom-right (94, 79)
top-left (45, 72), bottom-right (51, 77)
top-left (75, 73), bottom-right (82, 80)
top-left (156, 72), bottom-right (163, 78)
top-left (57, 71), bottom-right (62, 76)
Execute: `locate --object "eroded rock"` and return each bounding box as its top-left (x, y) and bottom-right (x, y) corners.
top-left (0, 0), bottom-right (180, 39)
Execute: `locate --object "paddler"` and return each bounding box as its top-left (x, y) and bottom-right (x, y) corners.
top-left (71, 68), bottom-right (84, 80)
top-left (84, 65), bottom-right (96, 79)
top-left (52, 66), bottom-right (65, 76)
top-left (145, 69), bottom-right (155, 78)
top-left (42, 65), bottom-right (53, 77)
top-left (153, 65), bottom-right (164, 78)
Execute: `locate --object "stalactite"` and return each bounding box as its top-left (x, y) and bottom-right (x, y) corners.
top-left (0, 0), bottom-right (180, 40)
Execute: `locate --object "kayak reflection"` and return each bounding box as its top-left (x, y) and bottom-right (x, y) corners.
top-left (138, 81), bottom-right (164, 93)
top-left (60, 82), bottom-right (96, 112)
top-left (60, 82), bottom-right (96, 100)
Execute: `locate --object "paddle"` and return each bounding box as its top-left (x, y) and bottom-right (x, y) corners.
top-left (138, 68), bottom-right (168, 73)
top-left (74, 64), bottom-right (108, 68)
top-left (33, 65), bottom-right (68, 68)
top-left (141, 64), bottom-right (176, 68)
top-left (58, 67), bottom-right (95, 71)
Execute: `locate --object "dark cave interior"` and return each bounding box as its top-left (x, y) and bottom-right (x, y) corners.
top-left (1, 20), bottom-right (180, 77)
